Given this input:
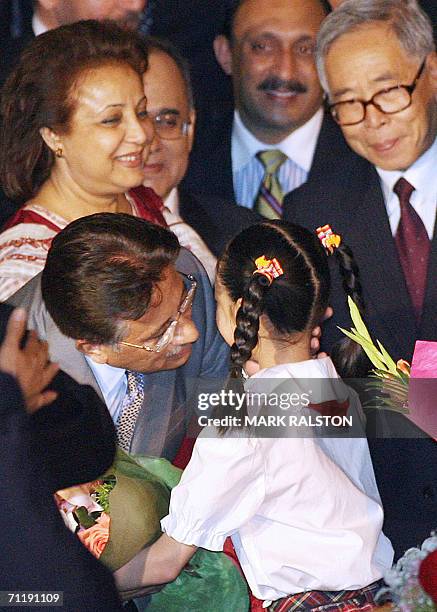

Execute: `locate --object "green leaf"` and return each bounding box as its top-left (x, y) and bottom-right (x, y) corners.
top-left (338, 327), bottom-right (387, 370)
top-left (376, 340), bottom-right (398, 375)
top-left (347, 296), bottom-right (373, 342)
top-left (74, 506), bottom-right (97, 529)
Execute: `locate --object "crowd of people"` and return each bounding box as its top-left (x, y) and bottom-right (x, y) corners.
top-left (0, 0), bottom-right (436, 611)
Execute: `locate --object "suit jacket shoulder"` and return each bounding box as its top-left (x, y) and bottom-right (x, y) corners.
top-left (182, 107), bottom-right (235, 202)
top-left (0, 302), bottom-right (116, 491)
top-left (8, 249), bottom-right (230, 459)
top-left (179, 187), bottom-right (262, 256)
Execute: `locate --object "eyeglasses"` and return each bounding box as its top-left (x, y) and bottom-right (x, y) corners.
top-left (329, 59), bottom-right (426, 127)
top-left (119, 273), bottom-right (197, 353)
top-left (149, 111), bottom-right (191, 140)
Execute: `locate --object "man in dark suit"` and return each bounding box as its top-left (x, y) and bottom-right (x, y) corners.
top-left (0, 304), bottom-right (122, 610)
top-left (183, 0), bottom-right (337, 217)
top-left (9, 213), bottom-right (229, 461)
top-left (0, 0), bottom-right (147, 88)
top-left (284, 0), bottom-right (437, 559)
top-left (142, 36), bottom-right (259, 263)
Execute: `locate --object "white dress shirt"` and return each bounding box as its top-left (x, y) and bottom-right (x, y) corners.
top-left (32, 13), bottom-right (48, 36)
top-left (162, 357), bottom-right (393, 602)
top-left (163, 188), bottom-right (217, 283)
top-left (85, 358), bottom-right (127, 424)
top-left (376, 137), bottom-right (437, 239)
top-left (232, 108), bottom-right (323, 208)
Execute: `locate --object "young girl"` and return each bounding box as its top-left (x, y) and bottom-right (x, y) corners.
top-left (116, 221), bottom-right (393, 610)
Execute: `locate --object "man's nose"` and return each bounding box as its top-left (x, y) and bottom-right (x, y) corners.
top-left (363, 102), bottom-right (388, 129)
top-left (276, 49), bottom-right (298, 81)
top-left (173, 312), bottom-right (199, 345)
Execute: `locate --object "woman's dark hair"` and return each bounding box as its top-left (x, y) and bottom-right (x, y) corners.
top-left (0, 20), bottom-right (148, 203)
top-left (41, 213), bottom-right (180, 345)
top-left (217, 220), bottom-right (365, 402)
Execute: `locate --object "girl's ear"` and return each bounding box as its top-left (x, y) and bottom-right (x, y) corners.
top-left (232, 297), bottom-right (242, 318)
top-left (258, 312), bottom-right (275, 339)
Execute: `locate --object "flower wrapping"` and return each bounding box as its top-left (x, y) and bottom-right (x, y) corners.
top-left (57, 448), bottom-right (250, 610)
top-left (408, 341), bottom-right (437, 440)
top-left (339, 299), bottom-right (437, 440)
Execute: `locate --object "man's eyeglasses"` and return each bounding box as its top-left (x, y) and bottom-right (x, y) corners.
top-left (150, 111), bottom-right (191, 140)
top-left (329, 59), bottom-right (426, 127)
top-left (120, 273), bottom-right (197, 353)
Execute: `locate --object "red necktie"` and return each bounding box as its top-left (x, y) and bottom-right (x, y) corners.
top-left (394, 177), bottom-right (430, 323)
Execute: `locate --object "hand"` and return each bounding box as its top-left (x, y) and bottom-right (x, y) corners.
top-left (0, 308), bottom-right (59, 413)
top-left (310, 306), bottom-right (333, 359)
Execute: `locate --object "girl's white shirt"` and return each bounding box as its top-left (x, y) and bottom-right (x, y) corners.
top-left (161, 357), bottom-right (394, 602)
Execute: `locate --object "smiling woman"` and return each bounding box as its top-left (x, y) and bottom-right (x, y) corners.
top-left (0, 20), bottom-right (166, 301)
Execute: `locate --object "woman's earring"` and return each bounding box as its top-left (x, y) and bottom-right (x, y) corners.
top-left (55, 147), bottom-right (63, 158)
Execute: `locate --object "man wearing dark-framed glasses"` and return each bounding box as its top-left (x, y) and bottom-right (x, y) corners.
top-left (283, 0), bottom-right (437, 562)
top-left (328, 59), bottom-right (426, 127)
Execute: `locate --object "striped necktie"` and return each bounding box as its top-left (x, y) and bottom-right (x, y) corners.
top-left (254, 150), bottom-right (288, 219)
top-left (394, 177), bottom-right (430, 323)
top-left (116, 371), bottom-right (144, 452)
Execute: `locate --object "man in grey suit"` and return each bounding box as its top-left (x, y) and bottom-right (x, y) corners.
top-left (9, 213), bottom-right (228, 461)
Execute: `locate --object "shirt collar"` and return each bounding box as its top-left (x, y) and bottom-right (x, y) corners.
top-left (85, 357), bottom-right (126, 396)
top-left (32, 13), bottom-right (49, 36)
top-left (163, 187), bottom-right (180, 216)
top-left (376, 137), bottom-right (437, 200)
top-left (232, 107), bottom-right (324, 173)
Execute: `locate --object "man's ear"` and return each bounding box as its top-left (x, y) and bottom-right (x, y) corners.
top-left (75, 339), bottom-right (109, 364)
top-left (39, 126), bottom-right (62, 155)
top-left (426, 51), bottom-right (437, 90)
top-left (187, 108), bottom-right (196, 152)
top-left (214, 35), bottom-right (233, 76)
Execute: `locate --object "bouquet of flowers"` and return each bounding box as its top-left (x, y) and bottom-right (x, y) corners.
top-left (56, 448), bottom-right (249, 611)
top-left (339, 296), bottom-right (437, 439)
top-left (376, 533), bottom-right (437, 611)
top-left (56, 449), bottom-right (173, 570)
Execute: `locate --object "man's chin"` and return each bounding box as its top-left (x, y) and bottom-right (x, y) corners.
top-left (117, 13), bottom-right (143, 30)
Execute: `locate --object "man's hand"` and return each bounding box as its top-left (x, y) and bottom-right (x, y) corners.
top-left (310, 306), bottom-right (333, 359)
top-left (0, 308), bottom-right (59, 413)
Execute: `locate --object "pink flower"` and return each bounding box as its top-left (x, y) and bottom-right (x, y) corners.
top-left (78, 512), bottom-right (110, 559)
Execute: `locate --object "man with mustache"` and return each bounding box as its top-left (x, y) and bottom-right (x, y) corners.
top-left (182, 0), bottom-right (339, 220)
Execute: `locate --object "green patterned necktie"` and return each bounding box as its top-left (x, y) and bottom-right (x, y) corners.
top-left (254, 150), bottom-right (288, 219)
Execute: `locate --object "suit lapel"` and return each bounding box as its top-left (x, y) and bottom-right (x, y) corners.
top-left (345, 168), bottom-right (417, 355)
top-left (306, 113), bottom-right (353, 182)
